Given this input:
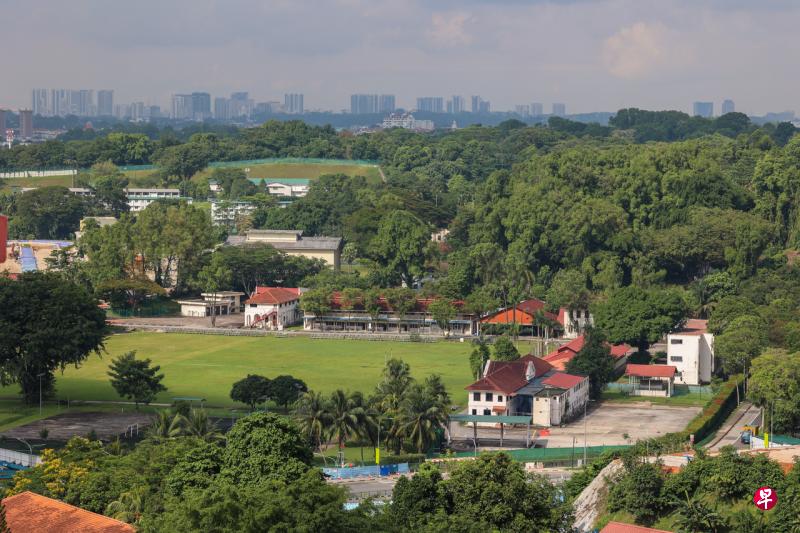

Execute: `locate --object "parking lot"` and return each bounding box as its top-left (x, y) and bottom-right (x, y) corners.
top-left (450, 401), bottom-right (701, 448)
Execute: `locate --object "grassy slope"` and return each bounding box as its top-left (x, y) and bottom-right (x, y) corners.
top-left (1, 333), bottom-right (473, 408)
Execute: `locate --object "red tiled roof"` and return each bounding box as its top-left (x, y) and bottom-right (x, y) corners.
top-left (625, 364), bottom-right (677, 378)
top-left (246, 286), bottom-right (301, 305)
top-left (479, 299), bottom-right (558, 324)
top-left (3, 491), bottom-right (135, 533)
top-left (466, 360), bottom-right (530, 394)
top-left (517, 354), bottom-right (555, 376)
top-left (542, 335), bottom-right (631, 371)
top-left (542, 372), bottom-right (586, 389)
top-left (601, 521), bottom-right (673, 533)
top-left (672, 318), bottom-right (708, 336)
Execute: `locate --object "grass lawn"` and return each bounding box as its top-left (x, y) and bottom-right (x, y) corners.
top-left (1, 175), bottom-right (75, 189)
top-left (601, 389), bottom-right (712, 407)
top-left (4, 332), bottom-right (473, 409)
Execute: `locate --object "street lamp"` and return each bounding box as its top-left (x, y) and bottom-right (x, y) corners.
top-left (38, 373), bottom-right (45, 418)
top-left (583, 398), bottom-right (595, 466)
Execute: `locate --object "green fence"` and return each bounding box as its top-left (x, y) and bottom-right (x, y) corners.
top-left (106, 303), bottom-right (180, 318)
top-left (442, 444), bottom-right (630, 465)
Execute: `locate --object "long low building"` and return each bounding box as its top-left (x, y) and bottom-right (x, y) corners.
top-left (303, 292), bottom-right (478, 336)
top-left (227, 229), bottom-right (342, 269)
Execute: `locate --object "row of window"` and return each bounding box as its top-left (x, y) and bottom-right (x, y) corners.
top-left (472, 392), bottom-right (504, 402)
top-left (471, 409), bottom-right (497, 416)
top-left (670, 356), bottom-right (683, 362)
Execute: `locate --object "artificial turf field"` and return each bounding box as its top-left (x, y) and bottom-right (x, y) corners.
top-left (24, 332), bottom-right (473, 408)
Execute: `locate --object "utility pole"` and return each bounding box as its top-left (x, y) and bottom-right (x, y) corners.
top-left (38, 373), bottom-right (45, 417)
top-left (583, 399), bottom-right (588, 466)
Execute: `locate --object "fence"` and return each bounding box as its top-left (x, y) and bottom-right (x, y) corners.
top-left (606, 383), bottom-right (713, 396)
top-left (440, 445), bottom-right (630, 468)
top-left (323, 462), bottom-right (410, 480)
top-left (107, 304), bottom-right (180, 318)
top-left (0, 447), bottom-right (40, 467)
top-left (0, 169), bottom-right (77, 178)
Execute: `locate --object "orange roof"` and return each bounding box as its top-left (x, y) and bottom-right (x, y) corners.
top-left (3, 491), bottom-right (135, 533)
top-left (601, 521), bottom-right (673, 533)
top-left (480, 299), bottom-right (558, 324)
top-left (246, 286), bottom-right (301, 305)
top-left (542, 335), bottom-right (631, 371)
top-left (625, 364), bottom-right (677, 378)
top-left (672, 319), bottom-right (708, 336)
top-left (466, 357), bottom-right (555, 394)
top-left (542, 372), bottom-right (586, 389)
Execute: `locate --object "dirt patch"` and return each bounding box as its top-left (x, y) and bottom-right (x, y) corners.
top-left (4, 412), bottom-right (152, 441)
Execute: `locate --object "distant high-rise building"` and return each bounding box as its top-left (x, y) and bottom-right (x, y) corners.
top-left (552, 103), bottom-right (566, 117)
top-left (350, 94), bottom-right (395, 114)
top-left (471, 95), bottom-right (482, 113)
top-left (447, 95), bottom-right (465, 114)
top-left (214, 97), bottom-right (230, 120)
top-left (114, 104), bottom-right (129, 119)
top-left (721, 99), bottom-right (735, 115)
top-left (531, 103), bottom-right (544, 116)
top-left (191, 92), bottom-right (211, 120)
top-left (231, 92), bottom-right (249, 102)
top-left (77, 90), bottom-right (94, 116)
top-left (97, 90), bottom-right (114, 116)
top-left (149, 105), bottom-right (161, 119)
top-left (693, 101), bottom-right (714, 118)
top-left (32, 89), bottom-right (50, 116)
top-left (416, 97), bottom-right (444, 113)
top-left (0, 110), bottom-right (6, 137)
top-left (19, 109), bottom-right (33, 139)
top-left (130, 102), bottom-right (145, 121)
top-left (514, 104), bottom-right (530, 117)
top-left (284, 93), bottom-right (304, 114)
top-left (256, 101), bottom-right (283, 114)
top-left (171, 94), bottom-right (193, 119)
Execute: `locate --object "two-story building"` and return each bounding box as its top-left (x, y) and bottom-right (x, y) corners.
top-left (227, 229), bottom-right (342, 269)
top-left (543, 335), bottom-right (633, 375)
top-left (177, 291), bottom-right (245, 317)
top-left (125, 188), bottom-right (192, 212)
top-left (244, 286), bottom-right (302, 330)
top-left (667, 319), bottom-right (714, 385)
top-left (465, 355), bottom-right (589, 427)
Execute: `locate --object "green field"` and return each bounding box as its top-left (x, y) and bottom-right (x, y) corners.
top-left (0, 175), bottom-right (75, 189)
top-left (4, 333), bottom-right (473, 408)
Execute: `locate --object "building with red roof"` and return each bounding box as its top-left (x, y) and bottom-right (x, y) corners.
top-left (667, 318), bottom-right (714, 385)
top-left (302, 292), bottom-right (477, 336)
top-left (2, 491), bottom-right (135, 533)
top-left (245, 287), bottom-right (302, 330)
top-left (543, 335), bottom-right (633, 373)
top-left (478, 299), bottom-right (594, 339)
top-left (466, 353), bottom-right (589, 427)
top-left (624, 364), bottom-right (678, 397)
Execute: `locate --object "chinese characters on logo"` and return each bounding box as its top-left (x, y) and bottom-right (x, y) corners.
top-left (753, 486), bottom-right (777, 511)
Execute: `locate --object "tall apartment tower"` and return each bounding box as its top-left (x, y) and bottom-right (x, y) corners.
top-left (416, 97), bottom-right (444, 113)
top-left (97, 90), bottom-right (114, 116)
top-left (447, 95), bottom-right (465, 114)
top-left (693, 101), bottom-right (714, 118)
top-left (32, 89), bottom-right (50, 116)
top-left (721, 99), bottom-right (735, 115)
top-left (284, 93), bottom-right (304, 114)
top-left (171, 94), bottom-right (193, 119)
top-left (552, 103), bottom-right (566, 116)
top-left (19, 109), bottom-right (33, 139)
top-left (531, 103), bottom-right (544, 116)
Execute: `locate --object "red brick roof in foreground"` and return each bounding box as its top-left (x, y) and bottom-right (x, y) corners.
top-left (601, 521), bottom-right (673, 533)
top-left (3, 491), bottom-right (135, 533)
top-left (625, 364), bottom-right (677, 378)
top-left (542, 372), bottom-right (586, 389)
top-left (246, 286), bottom-right (301, 305)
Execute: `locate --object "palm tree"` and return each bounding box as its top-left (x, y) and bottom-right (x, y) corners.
top-left (327, 389), bottom-right (362, 451)
top-left (182, 409), bottom-right (222, 441)
top-left (395, 383), bottom-right (449, 454)
top-left (148, 410), bottom-right (183, 439)
top-left (373, 358), bottom-right (413, 414)
top-left (672, 492), bottom-right (728, 533)
top-left (105, 486), bottom-right (147, 525)
top-left (294, 390), bottom-right (331, 451)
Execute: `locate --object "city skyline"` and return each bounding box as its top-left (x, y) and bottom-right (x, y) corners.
top-left (1, 1), bottom-right (799, 115)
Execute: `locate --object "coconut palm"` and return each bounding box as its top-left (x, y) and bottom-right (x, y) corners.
top-left (294, 390), bottom-right (330, 451)
top-left (105, 486), bottom-right (147, 525)
top-left (148, 410), bottom-right (183, 439)
top-left (182, 409), bottom-right (222, 441)
top-left (327, 389), bottom-right (363, 451)
top-left (672, 492), bottom-right (728, 533)
top-left (395, 383), bottom-right (449, 454)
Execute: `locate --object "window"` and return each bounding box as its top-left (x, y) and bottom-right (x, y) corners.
top-left (670, 356), bottom-right (683, 362)
top-left (498, 395), bottom-right (503, 402)
top-left (473, 392), bottom-right (480, 401)
top-left (250, 304), bottom-right (257, 308)
top-left (471, 409), bottom-right (477, 415)
top-left (483, 409), bottom-right (491, 416)
top-left (670, 339), bottom-right (683, 345)
top-left (485, 393), bottom-right (493, 402)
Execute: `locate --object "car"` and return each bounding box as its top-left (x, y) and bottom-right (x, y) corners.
top-left (740, 430), bottom-right (752, 444)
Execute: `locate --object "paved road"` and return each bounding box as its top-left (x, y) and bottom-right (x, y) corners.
top-left (707, 401), bottom-right (761, 451)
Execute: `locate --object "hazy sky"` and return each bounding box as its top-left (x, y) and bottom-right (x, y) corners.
top-left (2, 0), bottom-right (798, 114)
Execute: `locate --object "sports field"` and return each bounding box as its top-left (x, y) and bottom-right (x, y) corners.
top-left (0, 175), bottom-right (75, 188)
top-left (12, 333), bottom-right (473, 408)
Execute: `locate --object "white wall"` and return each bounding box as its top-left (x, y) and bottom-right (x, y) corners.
top-left (667, 333), bottom-right (714, 385)
top-left (467, 390), bottom-right (510, 417)
top-left (245, 301), bottom-right (300, 330)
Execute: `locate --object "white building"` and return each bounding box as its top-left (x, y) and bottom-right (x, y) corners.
top-left (244, 286), bottom-right (302, 330)
top-left (466, 356), bottom-right (589, 428)
top-left (125, 188), bottom-right (191, 212)
top-left (210, 200), bottom-right (257, 226)
top-left (265, 182), bottom-right (309, 197)
top-left (381, 113), bottom-right (435, 132)
top-left (557, 308), bottom-right (594, 339)
top-left (177, 291), bottom-right (245, 318)
top-left (667, 319), bottom-right (714, 385)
